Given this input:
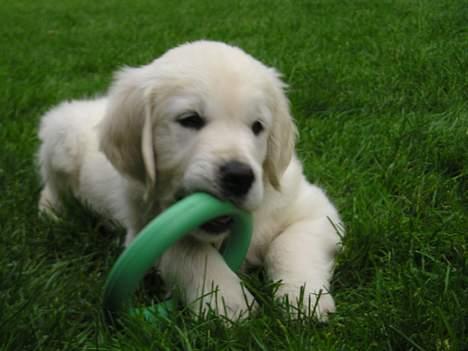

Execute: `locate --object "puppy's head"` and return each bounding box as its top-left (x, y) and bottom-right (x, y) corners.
top-left (100, 41), bottom-right (296, 238)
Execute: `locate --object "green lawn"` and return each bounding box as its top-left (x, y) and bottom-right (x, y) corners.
top-left (1, 0), bottom-right (466, 350)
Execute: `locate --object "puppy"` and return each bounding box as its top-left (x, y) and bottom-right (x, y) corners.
top-left (38, 41), bottom-right (343, 321)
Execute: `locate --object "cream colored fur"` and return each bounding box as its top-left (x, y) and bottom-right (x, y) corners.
top-left (38, 41), bottom-right (343, 321)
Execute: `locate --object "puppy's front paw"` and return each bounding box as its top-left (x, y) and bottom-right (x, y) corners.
top-left (38, 187), bottom-right (61, 219)
top-left (190, 284), bottom-right (256, 321)
top-left (276, 284), bottom-right (336, 322)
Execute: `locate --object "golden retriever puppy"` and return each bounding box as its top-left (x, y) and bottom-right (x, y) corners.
top-left (38, 41), bottom-right (343, 321)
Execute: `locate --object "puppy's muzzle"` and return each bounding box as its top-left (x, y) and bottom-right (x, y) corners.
top-left (219, 160), bottom-right (255, 198)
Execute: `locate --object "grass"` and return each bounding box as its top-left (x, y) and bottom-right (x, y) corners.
top-left (0, 0), bottom-right (466, 350)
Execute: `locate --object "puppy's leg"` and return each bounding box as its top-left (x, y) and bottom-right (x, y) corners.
top-left (265, 217), bottom-right (341, 321)
top-left (38, 184), bottom-right (62, 217)
top-left (123, 231), bottom-right (135, 247)
top-left (158, 238), bottom-right (255, 320)
top-left (37, 102), bottom-right (85, 217)
top-left (123, 226), bottom-right (140, 247)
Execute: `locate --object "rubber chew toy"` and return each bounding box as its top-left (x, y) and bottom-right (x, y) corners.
top-left (103, 192), bottom-right (253, 322)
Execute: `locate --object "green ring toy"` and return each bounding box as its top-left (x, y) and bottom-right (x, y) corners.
top-left (103, 192), bottom-right (252, 322)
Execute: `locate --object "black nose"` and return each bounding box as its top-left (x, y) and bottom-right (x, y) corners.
top-left (219, 161), bottom-right (255, 197)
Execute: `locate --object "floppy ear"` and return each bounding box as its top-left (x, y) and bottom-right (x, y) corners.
top-left (264, 72), bottom-right (297, 190)
top-left (99, 67), bottom-right (156, 187)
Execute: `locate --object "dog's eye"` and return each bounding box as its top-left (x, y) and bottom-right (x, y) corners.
top-left (251, 120), bottom-right (264, 135)
top-left (177, 113), bottom-right (206, 130)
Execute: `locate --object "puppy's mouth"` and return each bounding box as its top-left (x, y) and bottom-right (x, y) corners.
top-left (174, 190), bottom-right (234, 234)
top-left (201, 215), bottom-right (233, 234)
